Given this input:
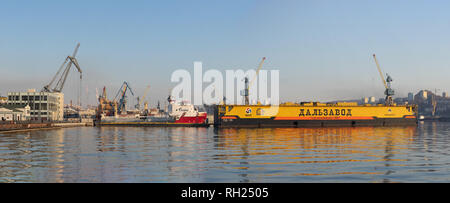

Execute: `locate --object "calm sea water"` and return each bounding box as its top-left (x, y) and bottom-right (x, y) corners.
top-left (1, 122), bottom-right (450, 182)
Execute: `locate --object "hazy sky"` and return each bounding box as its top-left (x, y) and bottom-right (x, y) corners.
top-left (1, 0), bottom-right (450, 107)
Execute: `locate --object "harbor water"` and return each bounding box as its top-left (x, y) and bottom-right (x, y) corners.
top-left (1, 121), bottom-right (450, 182)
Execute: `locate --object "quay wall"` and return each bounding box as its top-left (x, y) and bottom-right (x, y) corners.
top-left (0, 121), bottom-right (93, 132)
top-left (0, 123), bottom-right (51, 131)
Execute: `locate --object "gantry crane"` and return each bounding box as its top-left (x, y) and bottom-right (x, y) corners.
top-left (241, 57), bottom-right (266, 105)
top-left (114, 81), bottom-right (135, 114)
top-left (42, 43), bottom-right (82, 93)
top-left (373, 54), bottom-right (394, 106)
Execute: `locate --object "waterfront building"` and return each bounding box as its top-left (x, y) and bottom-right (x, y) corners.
top-left (0, 104), bottom-right (31, 121)
top-left (6, 89), bottom-right (64, 121)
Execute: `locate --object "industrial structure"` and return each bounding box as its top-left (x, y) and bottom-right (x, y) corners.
top-left (96, 81), bottom-right (137, 117)
top-left (4, 43), bottom-right (82, 121)
top-left (96, 86), bottom-right (118, 117)
top-left (93, 80), bottom-right (208, 126)
top-left (113, 81), bottom-right (135, 114)
top-left (136, 85), bottom-right (150, 112)
top-left (95, 94), bottom-right (208, 127)
top-left (241, 57), bottom-right (266, 105)
top-left (42, 43), bottom-right (82, 94)
top-left (373, 54), bottom-right (395, 106)
top-left (214, 56), bottom-right (417, 128)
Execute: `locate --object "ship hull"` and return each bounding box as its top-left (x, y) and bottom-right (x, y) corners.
top-left (95, 113), bottom-right (208, 127)
top-left (215, 117), bottom-right (417, 128)
top-left (215, 104), bottom-right (418, 128)
top-left (96, 121), bottom-right (209, 127)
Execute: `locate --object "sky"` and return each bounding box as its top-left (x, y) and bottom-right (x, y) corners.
top-left (1, 0), bottom-right (450, 107)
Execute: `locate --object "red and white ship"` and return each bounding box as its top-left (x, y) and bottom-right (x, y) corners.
top-left (97, 96), bottom-right (208, 127)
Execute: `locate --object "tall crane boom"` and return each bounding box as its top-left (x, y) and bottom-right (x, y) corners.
top-left (135, 85), bottom-right (150, 110)
top-left (242, 57), bottom-right (266, 105)
top-left (372, 54), bottom-right (395, 105)
top-left (373, 54), bottom-right (388, 89)
top-left (141, 85), bottom-right (151, 109)
top-left (114, 81), bottom-right (135, 114)
top-left (42, 43), bottom-right (82, 93)
top-left (249, 57), bottom-right (266, 90)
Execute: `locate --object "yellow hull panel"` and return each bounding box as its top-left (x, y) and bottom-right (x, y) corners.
top-left (217, 104), bottom-right (416, 120)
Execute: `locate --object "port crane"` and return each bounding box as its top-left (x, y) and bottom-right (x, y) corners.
top-left (135, 85), bottom-right (151, 110)
top-left (373, 54), bottom-right (395, 106)
top-left (42, 43), bottom-right (82, 93)
top-left (241, 57), bottom-right (266, 105)
top-left (114, 81), bottom-right (135, 114)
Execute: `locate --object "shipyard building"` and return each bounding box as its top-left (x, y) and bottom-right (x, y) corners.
top-left (6, 89), bottom-right (64, 121)
top-left (0, 105), bottom-right (30, 121)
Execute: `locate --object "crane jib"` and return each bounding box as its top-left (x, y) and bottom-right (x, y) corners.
top-left (42, 43), bottom-right (82, 93)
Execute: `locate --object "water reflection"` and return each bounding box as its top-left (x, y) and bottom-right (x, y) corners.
top-left (0, 123), bottom-right (450, 182)
top-left (215, 127), bottom-right (416, 161)
top-left (213, 127), bottom-right (418, 182)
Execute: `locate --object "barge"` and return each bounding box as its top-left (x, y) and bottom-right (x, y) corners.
top-left (214, 54), bottom-right (418, 128)
top-left (214, 102), bottom-right (417, 128)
